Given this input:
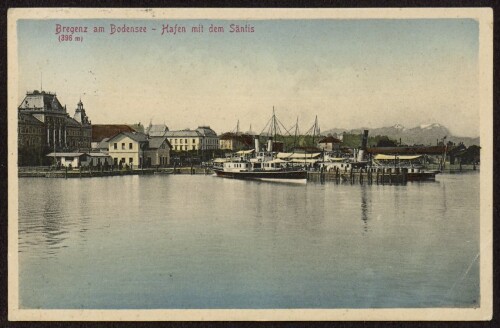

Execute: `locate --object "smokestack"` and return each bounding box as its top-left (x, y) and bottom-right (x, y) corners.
top-left (254, 137), bottom-right (260, 152)
top-left (361, 130), bottom-right (369, 150)
top-left (357, 130), bottom-right (369, 162)
top-left (267, 138), bottom-right (273, 152)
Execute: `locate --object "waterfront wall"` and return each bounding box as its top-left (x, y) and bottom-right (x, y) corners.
top-left (18, 166), bottom-right (213, 178)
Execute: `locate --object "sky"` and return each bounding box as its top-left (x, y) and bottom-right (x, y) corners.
top-left (17, 18), bottom-right (480, 137)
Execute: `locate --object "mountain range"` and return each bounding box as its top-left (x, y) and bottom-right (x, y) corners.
top-left (322, 123), bottom-right (480, 147)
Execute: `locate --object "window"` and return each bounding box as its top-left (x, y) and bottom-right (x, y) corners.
top-left (180, 139), bottom-right (183, 144)
top-left (185, 139), bottom-right (188, 143)
top-left (192, 146), bottom-right (195, 150)
top-left (192, 139), bottom-right (196, 143)
top-left (129, 158), bottom-right (133, 163)
top-left (129, 143), bottom-right (133, 150)
top-left (114, 143), bottom-right (117, 150)
top-left (122, 143), bottom-right (125, 150)
top-left (114, 158), bottom-right (118, 165)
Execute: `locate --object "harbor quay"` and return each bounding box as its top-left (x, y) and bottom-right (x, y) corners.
top-left (18, 165), bottom-right (213, 178)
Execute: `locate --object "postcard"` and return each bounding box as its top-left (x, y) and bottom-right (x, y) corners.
top-left (8, 8), bottom-right (493, 321)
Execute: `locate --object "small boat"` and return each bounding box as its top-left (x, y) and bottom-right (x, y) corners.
top-left (154, 169), bottom-right (175, 175)
top-left (404, 168), bottom-right (440, 181)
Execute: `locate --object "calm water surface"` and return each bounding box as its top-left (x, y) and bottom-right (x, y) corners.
top-left (18, 173), bottom-right (480, 309)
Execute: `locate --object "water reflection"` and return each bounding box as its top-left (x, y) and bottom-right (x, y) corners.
top-left (18, 174), bottom-right (480, 309)
top-left (41, 196), bottom-right (67, 246)
top-left (361, 187), bottom-right (369, 234)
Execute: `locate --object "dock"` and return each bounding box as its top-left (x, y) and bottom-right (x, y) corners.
top-left (307, 167), bottom-right (411, 184)
top-left (18, 166), bottom-right (213, 178)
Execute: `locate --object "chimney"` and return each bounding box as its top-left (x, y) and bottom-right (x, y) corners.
top-left (254, 137), bottom-right (260, 152)
top-left (267, 138), bottom-right (273, 152)
top-left (357, 130), bottom-right (369, 162)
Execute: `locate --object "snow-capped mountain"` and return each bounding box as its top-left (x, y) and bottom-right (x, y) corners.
top-left (322, 123), bottom-right (479, 146)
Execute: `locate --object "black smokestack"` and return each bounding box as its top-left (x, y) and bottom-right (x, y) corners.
top-left (361, 130), bottom-right (369, 150)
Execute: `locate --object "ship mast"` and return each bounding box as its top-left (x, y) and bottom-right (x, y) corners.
top-left (293, 116), bottom-right (299, 151)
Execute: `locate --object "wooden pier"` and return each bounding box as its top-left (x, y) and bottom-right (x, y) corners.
top-left (19, 166), bottom-right (213, 178)
top-left (307, 167), bottom-right (410, 184)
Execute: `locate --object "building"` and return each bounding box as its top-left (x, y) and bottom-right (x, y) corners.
top-left (165, 126), bottom-right (219, 151)
top-left (146, 123), bottom-right (169, 137)
top-left (91, 124), bottom-right (136, 150)
top-left (18, 90), bottom-right (92, 166)
top-left (219, 132), bottom-right (254, 151)
top-left (46, 152), bottom-right (113, 168)
top-left (107, 131), bottom-right (172, 168)
top-left (317, 135), bottom-right (342, 152)
top-left (144, 136), bottom-right (171, 167)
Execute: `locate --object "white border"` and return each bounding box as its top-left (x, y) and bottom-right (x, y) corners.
top-left (7, 7), bottom-right (493, 321)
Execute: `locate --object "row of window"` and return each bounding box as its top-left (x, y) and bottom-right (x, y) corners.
top-left (19, 136), bottom-right (42, 146)
top-left (112, 142), bottom-right (134, 150)
top-left (168, 138), bottom-right (218, 145)
top-left (174, 145), bottom-right (196, 151)
top-left (114, 157), bottom-right (134, 165)
top-left (18, 127), bottom-right (88, 136)
top-left (169, 138), bottom-right (197, 145)
top-left (19, 127), bottom-right (43, 134)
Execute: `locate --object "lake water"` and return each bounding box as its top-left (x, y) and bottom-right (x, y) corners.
top-left (17, 173), bottom-right (480, 309)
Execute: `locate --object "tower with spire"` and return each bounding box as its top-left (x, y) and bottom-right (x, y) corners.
top-left (73, 98), bottom-right (90, 125)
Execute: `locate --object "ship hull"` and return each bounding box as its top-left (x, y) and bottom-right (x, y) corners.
top-left (406, 171), bottom-right (439, 181)
top-left (213, 169), bottom-right (307, 182)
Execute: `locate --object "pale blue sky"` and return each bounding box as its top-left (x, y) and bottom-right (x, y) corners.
top-left (17, 19), bottom-right (479, 137)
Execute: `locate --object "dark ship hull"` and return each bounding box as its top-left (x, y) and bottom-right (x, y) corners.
top-left (213, 169), bottom-right (307, 182)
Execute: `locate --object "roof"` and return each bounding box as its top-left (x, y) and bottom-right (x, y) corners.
top-left (92, 124), bottom-right (136, 142)
top-left (219, 133), bottom-right (254, 145)
top-left (107, 131), bottom-right (149, 143)
top-left (46, 152), bottom-right (111, 158)
top-left (18, 112), bottom-right (44, 125)
top-left (196, 126), bottom-right (218, 137)
top-left (318, 136), bottom-right (342, 144)
top-left (148, 136), bottom-right (172, 149)
top-left (46, 152), bottom-right (86, 157)
top-left (97, 138), bottom-right (110, 149)
top-left (290, 159), bottom-right (319, 164)
top-left (277, 152), bottom-right (322, 159)
top-left (267, 158), bottom-right (288, 164)
top-left (235, 149), bottom-right (255, 155)
top-left (164, 130), bottom-right (202, 137)
top-left (18, 91), bottom-right (65, 112)
top-left (367, 146), bottom-right (445, 155)
top-left (64, 116), bottom-right (82, 127)
top-left (374, 154), bottom-right (422, 160)
top-left (164, 127), bottom-right (218, 138)
top-left (146, 124), bottom-right (169, 136)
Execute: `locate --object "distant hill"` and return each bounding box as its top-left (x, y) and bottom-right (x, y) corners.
top-left (322, 124), bottom-right (479, 147)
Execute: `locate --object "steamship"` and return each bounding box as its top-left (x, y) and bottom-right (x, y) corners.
top-left (212, 160), bottom-right (307, 182)
top-left (212, 136), bottom-right (307, 183)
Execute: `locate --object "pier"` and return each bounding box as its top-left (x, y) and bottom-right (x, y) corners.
top-left (307, 167), bottom-right (410, 184)
top-left (18, 166), bottom-right (213, 178)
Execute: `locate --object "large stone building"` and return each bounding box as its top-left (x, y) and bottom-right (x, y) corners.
top-left (18, 90), bottom-right (92, 165)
